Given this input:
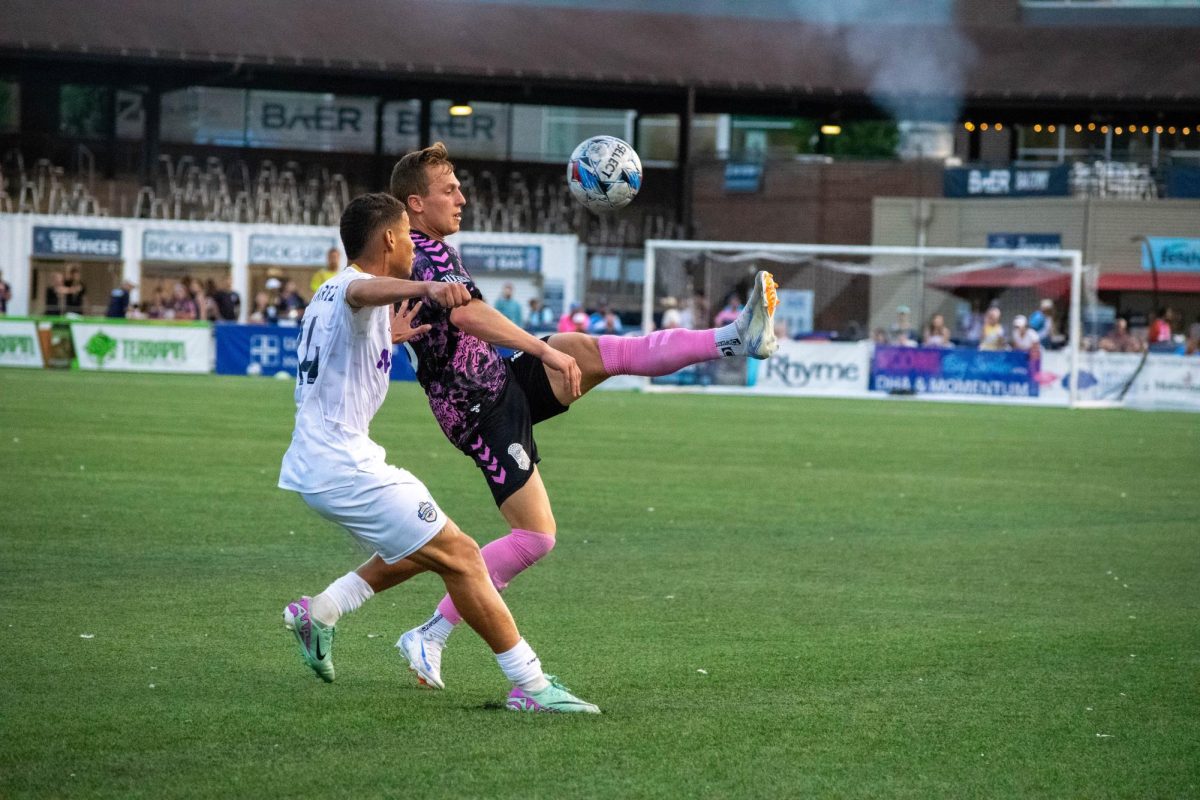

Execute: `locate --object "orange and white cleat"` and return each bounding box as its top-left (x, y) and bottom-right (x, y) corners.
top-left (735, 270), bottom-right (780, 359)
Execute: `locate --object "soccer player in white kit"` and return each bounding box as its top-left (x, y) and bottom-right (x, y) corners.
top-left (279, 193), bottom-right (598, 713)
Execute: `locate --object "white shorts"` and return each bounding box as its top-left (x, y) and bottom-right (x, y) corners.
top-left (300, 464), bottom-right (446, 563)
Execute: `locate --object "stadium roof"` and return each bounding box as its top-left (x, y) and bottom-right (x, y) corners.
top-left (3, 0), bottom-right (1200, 120)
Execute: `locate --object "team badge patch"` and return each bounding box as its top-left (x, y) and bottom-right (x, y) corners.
top-left (417, 501), bottom-right (438, 523)
top-left (507, 443), bottom-right (531, 471)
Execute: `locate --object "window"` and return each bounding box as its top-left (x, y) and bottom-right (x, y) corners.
top-left (59, 85), bottom-right (112, 139)
top-left (0, 80), bottom-right (17, 134)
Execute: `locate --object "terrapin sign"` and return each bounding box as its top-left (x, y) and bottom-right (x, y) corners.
top-left (70, 323), bottom-right (212, 373)
top-left (0, 320), bottom-right (44, 368)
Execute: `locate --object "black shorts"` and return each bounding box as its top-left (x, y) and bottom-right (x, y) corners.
top-left (456, 338), bottom-right (570, 506)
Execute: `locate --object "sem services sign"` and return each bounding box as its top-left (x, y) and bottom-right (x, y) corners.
top-left (70, 322), bottom-right (212, 374)
top-left (143, 230), bottom-right (231, 263)
top-left (32, 226), bottom-right (122, 259)
top-left (249, 234), bottom-right (338, 266)
top-left (1141, 237), bottom-right (1200, 272)
top-left (460, 244), bottom-right (542, 273)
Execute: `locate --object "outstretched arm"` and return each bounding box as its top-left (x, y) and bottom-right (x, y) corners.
top-left (346, 277), bottom-right (470, 310)
top-left (451, 299), bottom-right (582, 398)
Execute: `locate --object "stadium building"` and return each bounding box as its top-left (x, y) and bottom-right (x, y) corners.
top-left (1, 0), bottom-right (1198, 384)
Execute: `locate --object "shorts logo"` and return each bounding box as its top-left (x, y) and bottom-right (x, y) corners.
top-left (417, 501), bottom-right (437, 523)
top-left (507, 443), bottom-right (531, 471)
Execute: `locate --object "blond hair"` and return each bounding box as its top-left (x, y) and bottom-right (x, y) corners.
top-left (389, 142), bottom-right (455, 209)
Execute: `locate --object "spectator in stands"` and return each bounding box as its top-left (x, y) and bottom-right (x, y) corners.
top-left (978, 306), bottom-right (1006, 351)
top-left (277, 278), bottom-right (307, 321)
top-left (588, 300), bottom-right (623, 335)
top-left (589, 304), bottom-right (624, 335)
top-left (1010, 314), bottom-right (1041, 358)
top-left (148, 285), bottom-right (169, 319)
top-left (170, 282), bottom-right (198, 320)
top-left (1148, 307), bottom-right (1172, 344)
top-left (524, 297), bottom-right (554, 332)
top-left (1029, 298), bottom-right (1057, 344)
top-left (1186, 316), bottom-right (1200, 356)
top-left (212, 275), bottom-right (241, 321)
top-left (249, 291), bottom-right (279, 325)
top-left (493, 282), bottom-right (523, 326)
top-left (660, 296), bottom-right (683, 330)
top-left (889, 305), bottom-right (918, 346)
top-left (62, 264), bottom-right (86, 315)
top-left (310, 248), bottom-right (340, 295)
top-left (44, 271), bottom-right (66, 316)
top-left (959, 300), bottom-right (984, 343)
top-left (871, 327), bottom-right (888, 346)
top-left (0, 270), bottom-right (10, 315)
top-left (685, 289), bottom-right (709, 329)
top-left (922, 313), bottom-right (952, 347)
top-left (105, 280), bottom-right (135, 318)
top-left (1099, 317), bottom-right (1143, 353)
top-left (714, 293), bottom-right (742, 327)
top-left (557, 302), bottom-right (583, 333)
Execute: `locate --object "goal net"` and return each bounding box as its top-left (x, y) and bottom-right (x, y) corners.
top-left (641, 240), bottom-right (1140, 408)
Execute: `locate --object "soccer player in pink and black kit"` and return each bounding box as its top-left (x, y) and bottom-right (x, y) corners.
top-left (279, 192), bottom-right (598, 713)
top-left (385, 143), bottom-right (778, 690)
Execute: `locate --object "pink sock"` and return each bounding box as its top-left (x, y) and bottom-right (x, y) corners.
top-left (597, 330), bottom-right (719, 377)
top-left (435, 529), bottom-right (556, 625)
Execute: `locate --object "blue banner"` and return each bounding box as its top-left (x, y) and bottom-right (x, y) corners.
top-left (1166, 165), bottom-right (1200, 199)
top-left (1141, 237), bottom-right (1200, 272)
top-left (214, 323), bottom-right (416, 381)
top-left (460, 243), bottom-right (542, 273)
top-left (724, 162), bottom-right (763, 192)
top-left (870, 346), bottom-right (1036, 397)
top-left (987, 233), bottom-right (1062, 251)
top-left (944, 166), bottom-right (1070, 198)
top-left (32, 226), bottom-right (122, 259)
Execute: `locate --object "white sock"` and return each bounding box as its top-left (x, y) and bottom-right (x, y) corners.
top-left (714, 321), bottom-right (743, 357)
top-left (495, 638), bottom-right (549, 692)
top-left (312, 571), bottom-right (374, 626)
top-left (418, 612), bottom-right (456, 646)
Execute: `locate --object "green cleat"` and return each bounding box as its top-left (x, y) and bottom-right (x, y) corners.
top-left (506, 675), bottom-right (600, 714)
top-left (283, 596), bottom-right (335, 682)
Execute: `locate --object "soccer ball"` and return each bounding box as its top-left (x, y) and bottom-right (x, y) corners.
top-left (567, 135), bottom-right (643, 212)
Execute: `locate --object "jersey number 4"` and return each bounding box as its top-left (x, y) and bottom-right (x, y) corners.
top-left (298, 318), bottom-right (321, 384)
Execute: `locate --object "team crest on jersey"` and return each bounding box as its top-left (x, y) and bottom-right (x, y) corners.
top-left (417, 501), bottom-right (438, 523)
top-left (507, 443), bottom-right (531, 471)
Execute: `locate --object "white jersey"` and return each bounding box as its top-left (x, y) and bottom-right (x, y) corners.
top-left (278, 268), bottom-right (393, 494)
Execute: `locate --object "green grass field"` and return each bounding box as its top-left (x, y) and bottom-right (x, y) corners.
top-left (1, 368), bottom-right (1197, 799)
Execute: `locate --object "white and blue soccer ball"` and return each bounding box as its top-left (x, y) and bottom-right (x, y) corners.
top-left (567, 135), bottom-right (643, 212)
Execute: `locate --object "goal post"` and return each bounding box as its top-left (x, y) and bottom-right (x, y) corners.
top-left (643, 239), bottom-right (1100, 408)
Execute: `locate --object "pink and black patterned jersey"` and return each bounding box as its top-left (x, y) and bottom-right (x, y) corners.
top-left (408, 230), bottom-right (510, 445)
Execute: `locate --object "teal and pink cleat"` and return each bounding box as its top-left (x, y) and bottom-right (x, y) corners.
top-left (506, 675), bottom-right (600, 714)
top-left (283, 596), bottom-right (336, 683)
